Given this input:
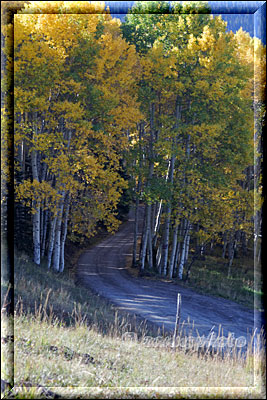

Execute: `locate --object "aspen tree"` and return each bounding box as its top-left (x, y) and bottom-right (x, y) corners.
top-left (13, 1), bottom-right (142, 270)
top-left (123, 1), bottom-right (256, 277)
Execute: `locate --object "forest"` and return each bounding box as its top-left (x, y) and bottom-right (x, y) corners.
top-left (2, 0), bottom-right (266, 281)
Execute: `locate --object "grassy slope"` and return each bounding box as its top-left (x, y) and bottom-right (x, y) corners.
top-left (1, 246), bottom-right (265, 399)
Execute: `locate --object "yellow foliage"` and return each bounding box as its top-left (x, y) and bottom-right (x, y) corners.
top-left (18, 1), bottom-right (106, 15)
top-left (11, 4), bottom-right (143, 241)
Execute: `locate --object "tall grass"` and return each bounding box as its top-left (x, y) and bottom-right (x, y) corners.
top-left (178, 253), bottom-right (263, 309)
top-left (1, 249), bottom-right (265, 399)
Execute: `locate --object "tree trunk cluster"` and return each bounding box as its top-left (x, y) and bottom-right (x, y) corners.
top-left (131, 101), bottom-right (255, 280)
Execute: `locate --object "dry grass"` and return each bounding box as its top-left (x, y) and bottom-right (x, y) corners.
top-left (1, 249), bottom-right (265, 399)
top-left (5, 308), bottom-right (266, 399)
top-left (178, 252), bottom-right (263, 310)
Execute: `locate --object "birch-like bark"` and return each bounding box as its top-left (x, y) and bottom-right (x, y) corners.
top-left (257, 244), bottom-right (261, 264)
top-left (173, 222), bottom-right (183, 277)
top-left (47, 216), bottom-right (57, 269)
top-left (178, 219), bottom-right (189, 280)
top-left (17, 113), bottom-right (25, 181)
top-left (173, 240), bottom-right (181, 277)
top-left (160, 102), bottom-right (181, 276)
top-left (59, 193), bottom-right (70, 272)
top-left (151, 203), bottom-right (156, 234)
top-left (184, 223), bottom-right (191, 264)
top-left (153, 201), bottom-right (162, 248)
top-left (156, 242), bottom-right (162, 273)
top-left (19, 140), bottom-right (25, 182)
top-left (31, 113), bottom-right (41, 265)
top-left (150, 202), bottom-right (157, 252)
top-left (132, 191), bottom-right (140, 267)
top-left (53, 129), bottom-right (72, 272)
top-left (153, 161), bottom-right (170, 248)
top-left (32, 202), bottom-right (41, 265)
top-left (140, 104), bottom-right (155, 271)
top-left (52, 191), bottom-right (65, 272)
top-left (139, 203), bottom-right (147, 261)
top-left (176, 103), bottom-right (193, 278)
top-left (40, 205), bottom-right (44, 250)
top-left (41, 162), bottom-right (47, 182)
top-left (140, 204), bottom-right (150, 271)
top-left (132, 123), bottom-right (143, 267)
top-left (161, 155), bottom-right (175, 276)
top-left (40, 164), bottom-right (48, 249)
top-left (169, 224), bottom-right (179, 279)
top-left (41, 209), bottom-right (48, 258)
top-left (147, 214), bottom-right (153, 269)
top-left (31, 113), bottom-right (49, 264)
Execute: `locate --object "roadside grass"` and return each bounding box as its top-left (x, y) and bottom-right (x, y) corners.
top-left (180, 251), bottom-right (263, 308)
top-left (10, 311), bottom-right (265, 398)
top-left (177, 252), bottom-right (263, 310)
top-left (126, 242), bottom-right (263, 310)
top-left (1, 248), bottom-right (265, 399)
top-left (13, 247), bottom-right (151, 337)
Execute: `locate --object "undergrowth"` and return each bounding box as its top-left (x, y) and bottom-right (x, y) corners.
top-left (127, 244), bottom-right (263, 310)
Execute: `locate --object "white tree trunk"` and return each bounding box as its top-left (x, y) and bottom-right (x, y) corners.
top-left (184, 224), bottom-right (191, 264)
top-left (52, 191), bottom-right (65, 272)
top-left (161, 102), bottom-right (181, 276)
top-left (161, 154), bottom-right (175, 276)
top-left (133, 179), bottom-right (141, 267)
top-left (153, 200), bottom-right (162, 248)
top-left (156, 243), bottom-right (162, 273)
top-left (133, 123), bottom-right (144, 266)
top-left (178, 219), bottom-right (189, 280)
top-left (54, 129), bottom-right (72, 272)
top-left (41, 209), bottom-right (48, 258)
top-left (139, 203), bottom-right (147, 261)
top-left (173, 241), bottom-right (181, 277)
top-left (31, 142), bottom-right (41, 265)
top-left (147, 216), bottom-right (153, 269)
top-left (40, 205), bottom-right (44, 248)
top-left (153, 161), bottom-right (170, 248)
top-left (161, 203), bottom-right (171, 276)
top-left (169, 224), bottom-right (179, 279)
top-left (59, 193), bottom-right (70, 272)
top-left (140, 203), bottom-right (151, 271)
top-left (140, 105), bottom-right (154, 272)
top-left (32, 204), bottom-right (41, 265)
top-left (173, 222), bottom-right (183, 277)
top-left (47, 216), bottom-right (57, 269)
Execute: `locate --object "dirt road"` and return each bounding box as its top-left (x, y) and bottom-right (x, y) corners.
top-left (76, 208), bottom-right (264, 349)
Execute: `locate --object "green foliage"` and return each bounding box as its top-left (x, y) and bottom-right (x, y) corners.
top-left (121, 0), bottom-right (261, 278)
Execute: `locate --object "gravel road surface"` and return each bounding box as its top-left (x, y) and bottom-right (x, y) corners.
top-left (76, 207), bottom-right (264, 350)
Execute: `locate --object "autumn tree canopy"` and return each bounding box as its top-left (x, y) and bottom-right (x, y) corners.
top-left (12, 1), bottom-right (142, 270)
top-left (2, 1), bottom-right (265, 277)
top-left (122, 0), bottom-right (264, 278)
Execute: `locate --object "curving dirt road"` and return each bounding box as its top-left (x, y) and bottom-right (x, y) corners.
top-left (76, 207), bottom-right (264, 349)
